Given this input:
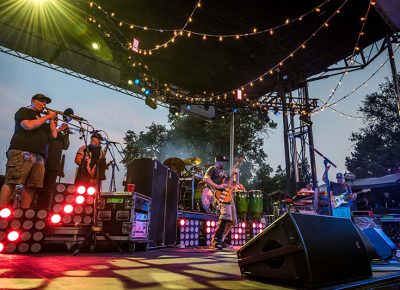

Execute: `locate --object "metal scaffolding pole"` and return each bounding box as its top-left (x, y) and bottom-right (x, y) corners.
top-left (386, 34), bottom-right (400, 117)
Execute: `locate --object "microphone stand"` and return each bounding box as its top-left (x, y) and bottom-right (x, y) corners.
top-left (105, 140), bottom-right (120, 192)
top-left (301, 139), bottom-right (336, 215)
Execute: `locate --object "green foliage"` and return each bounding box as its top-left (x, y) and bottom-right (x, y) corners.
top-left (346, 76), bottom-right (400, 177)
top-left (122, 112), bottom-right (283, 190)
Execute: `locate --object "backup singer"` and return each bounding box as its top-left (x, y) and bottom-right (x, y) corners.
top-left (204, 155), bottom-right (238, 250)
top-left (74, 132), bottom-right (106, 190)
top-left (0, 94), bottom-right (57, 209)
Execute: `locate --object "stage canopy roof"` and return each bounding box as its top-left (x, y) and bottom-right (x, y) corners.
top-left (0, 0), bottom-right (399, 114)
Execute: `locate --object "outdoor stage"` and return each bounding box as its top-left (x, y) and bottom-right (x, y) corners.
top-left (1, 248), bottom-right (400, 290)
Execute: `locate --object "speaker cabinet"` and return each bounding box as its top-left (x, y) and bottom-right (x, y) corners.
top-left (237, 213), bottom-right (372, 288)
top-left (164, 169), bottom-right (179, 246)
top-left (362, 227), bottom-right (396, 261)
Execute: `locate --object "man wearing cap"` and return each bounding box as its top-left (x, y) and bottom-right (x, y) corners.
top-left (323, 166), bottom-right (356, 218)
top-left (204, 155), bottom-right (238, 250)
top-left (0, 94), bottom-right (57, 208)
top-left (74, 132), bottom-right (105, 189)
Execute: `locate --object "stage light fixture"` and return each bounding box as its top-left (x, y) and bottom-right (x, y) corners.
top-left (186, 104), bottom-right (191, 110)
top-left (50, 214), bottom-right (61, 224)
top-left (91, 42), bottom-right (100, 50)
top-left (180, 219), bottom-right (186, 226)
top-left (7, 231), bottom-right (19, 242)
top-left (76, 196), bottom-right (85, 204)
top-left (0, 208), bottom-right (12, 218)
top-left (145, 89), bottom-right (150, 95)
top-left (134, 79), bottom-right (140, 85)
top-left (0, 242), bottom-right (3, 252)
top-left (77, 186), bottom-right (86, 194)
top-left (87, 186), bottom-right (96, 196)
top-left (64, 204), bottom-right (73, 214)
top-left (145, 96), bottom-right (157, 109)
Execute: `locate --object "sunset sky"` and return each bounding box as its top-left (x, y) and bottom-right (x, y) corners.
top-left (0, 42), bottom-right (398, 190)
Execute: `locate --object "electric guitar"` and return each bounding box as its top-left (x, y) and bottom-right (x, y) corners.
top-left (214, 156), bottom-right (244, 203)
top-left (331, 188), bottom-right (371, 208)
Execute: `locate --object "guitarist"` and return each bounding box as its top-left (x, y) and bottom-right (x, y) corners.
top-left (204, 155), bottom-right (238, 250)
top-left (322, 167), bottom-right (356, 218)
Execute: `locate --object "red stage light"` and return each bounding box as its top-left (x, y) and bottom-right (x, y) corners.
top-left (238, 228), bottom-right (242, 234)
top-left (241, 222), bottom-right (246, 228)
top-left (211, 221), bottom-right (215, 227)
top-left (50, 214), bottom-right (61, 224)
top-left (77, 186), bottom-right (86, 194)
top-left (75, 196), bottom-right (85, 204)
top-left (63, 204), bottom-right (74, 214)
top-left (8, 231), bottom-right (19, 242)
top-left (206, 227), bottom-right (211, 233)
top-left (234, 234), bottom-right (239, 240)
top-left (180, 219), bottom-right (185, 226)
top-left (252, 223), bottom-right (256, 228)
top-left (259, 223), bottom-right (262, 229)
top-left (206, 221), bottom-right (211, 227)
top-left (0, 208), bottom-right (12, 218)
top-left (87, 186), bottom-right (96, 196)
top-left (0, 242), bottom-right (3, 252)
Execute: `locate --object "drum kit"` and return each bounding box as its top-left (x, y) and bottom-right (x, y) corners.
top-left (163, 156), bottom-right (208, 212)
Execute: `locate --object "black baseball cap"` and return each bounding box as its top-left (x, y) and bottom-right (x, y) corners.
top-left (336, 173), bottom-right (344, 178)
top-left (91, 133), bottom-right (102, 140)
top-left (31, 93), bottom-right (52, 104)
top-left (215, 155), bottom-right (229, 162)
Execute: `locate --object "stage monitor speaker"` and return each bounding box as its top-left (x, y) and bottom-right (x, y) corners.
top-left (126, 158), bottom-right (168, 247)
top-left (362, 227), bottom-right (396, 261)
top-left (237, 213), bottom-right (372, 289)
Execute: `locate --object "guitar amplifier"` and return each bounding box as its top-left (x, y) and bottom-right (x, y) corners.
top-left (97, 192), bottom-right (151, 240)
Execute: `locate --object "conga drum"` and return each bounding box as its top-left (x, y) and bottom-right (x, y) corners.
top-left (235, 190), bottom-right (249, 220)
top-left (249, 190), bottom-right (264, 219)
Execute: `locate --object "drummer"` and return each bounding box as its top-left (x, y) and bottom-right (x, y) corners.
top-left (297, 181), bottom-right (315, 196)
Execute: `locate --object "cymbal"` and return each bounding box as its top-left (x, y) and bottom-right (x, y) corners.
top-left (164, 157), bottom-right (185, 173)
top-left (184, 157), bottom-right (202, 166)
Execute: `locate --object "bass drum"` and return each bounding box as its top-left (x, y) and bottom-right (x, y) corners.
top-left (194, 182), bottom-right (216, 214)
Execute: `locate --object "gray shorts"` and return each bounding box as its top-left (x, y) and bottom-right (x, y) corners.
top-left (219, 201), bottom-right (237, 225)
top-left (4, 149), bottom-right (45, 188)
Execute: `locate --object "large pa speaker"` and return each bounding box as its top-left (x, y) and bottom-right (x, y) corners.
top-left (362, 227), bottom-right (396, 261)
top-left (164, 169), bottom-right (179, 246)
top-left (126, 158), bottom-right (168, 247)
top-left (237, 213), bottom-right (372, 289)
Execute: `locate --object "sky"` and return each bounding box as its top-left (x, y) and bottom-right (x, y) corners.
top-left (0, 42), bottom-right (398, 191)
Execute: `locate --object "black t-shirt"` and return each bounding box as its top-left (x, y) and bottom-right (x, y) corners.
top-left (46, 131), bottom-right (70, 171)
top-left (9, 107), bottom-right (50, 157)
top-left (330, 181), bottom-right (353, 207)
top-left (205, 166), bottom-right (228, 185)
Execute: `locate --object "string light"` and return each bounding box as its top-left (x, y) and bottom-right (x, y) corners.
top-left (318, 1), bottom-right (372, 111)
top-left (90, 0), bottom-right (332, 41)
top-left (313, 45), bottom-right (399, 120)
top-left (210, 0), bottom-right (350, 100)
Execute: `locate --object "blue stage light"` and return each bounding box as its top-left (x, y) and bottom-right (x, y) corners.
top-left (186, 104), bottom-right (191, 110)
top-left (134, 79), bottom-right (140, 85)
top-left (233, 108), bottom-right (238, 113)
top-left (145, 90), bottom-right (150, 95)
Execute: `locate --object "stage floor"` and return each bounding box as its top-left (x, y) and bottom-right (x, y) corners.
top-left (1, 247), bottom-right (400, 290)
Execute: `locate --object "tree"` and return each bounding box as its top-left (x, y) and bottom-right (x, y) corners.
top-left (122, 123), bottom-right (168, 165)
top-left (122, 111), bottom-right (277, 189)
top-left (346, 76), bottom-right (400, 177)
